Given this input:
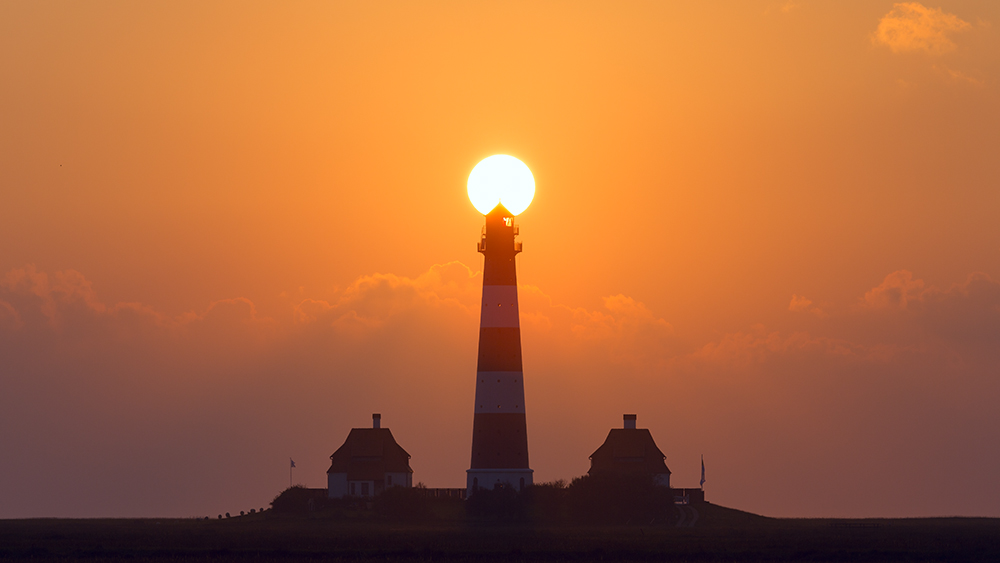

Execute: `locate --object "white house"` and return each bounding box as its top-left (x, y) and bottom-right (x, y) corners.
top-left (327, 414), bottom-right (413, 498)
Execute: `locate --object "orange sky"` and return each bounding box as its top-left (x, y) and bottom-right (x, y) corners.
top-left (2, 1), bottom-right (999, 518)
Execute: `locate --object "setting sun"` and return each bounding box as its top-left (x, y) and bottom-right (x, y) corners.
top-left (467, 155), bottom-right (535, 215)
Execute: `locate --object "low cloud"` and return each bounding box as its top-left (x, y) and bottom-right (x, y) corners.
top-left (789, 294), bottom-right (825, 317)
top-left (292, 261), bottom-right (480, 330)
top-left (858, 270), bottom-right (1000, 345)
top-left (0, 299), bottom-right (22, 330)
top-left (0, 265), bottom-right (171, 344)
top-left (689, 324), bottom-right (893, 369)
top-left (4, 262), bottom-right (997, 378)
top-left (934, 64), bottom-right (985, 85)
top-left (518, 287), bottom-right (677, 370)
top-left (2, 264), bottom-right (111, 327)
top-left (2, 263), bottom-right (1000, 519)
top-left (779, 1), bottom-right (800, 14)
top-left (725, 270), bottom-right (1000, 368)
top-left (285, 262), bottom-right (678, 368)
top-left (919, 272), bottom-right (1000, 346)
top-left (861, 269), bottom-right (926, 310)
top-left (873, 2), bottom-right (971, 55)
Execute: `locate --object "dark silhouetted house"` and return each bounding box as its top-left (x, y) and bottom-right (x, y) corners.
top-left (327, 413), bottom-right (413, 498)
top-left (588, 414), bottom-right (671, 487)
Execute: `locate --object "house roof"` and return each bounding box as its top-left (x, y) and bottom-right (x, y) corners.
top-left (588, 428), bottom-right (671, 476)
top-left (327, 428), bottom-right (412, 481)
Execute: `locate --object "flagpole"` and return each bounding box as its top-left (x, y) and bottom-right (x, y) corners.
top-left (700, 455), bottom-right (705, 490)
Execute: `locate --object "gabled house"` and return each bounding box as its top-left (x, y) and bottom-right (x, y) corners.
top-left (327, 413), bottom-right (413, 498)
top-left (588, 414), bottom-right (671, 487)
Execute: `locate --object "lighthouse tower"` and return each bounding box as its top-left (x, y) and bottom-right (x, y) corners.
top-left (467, 203), bottom-right (533, 495)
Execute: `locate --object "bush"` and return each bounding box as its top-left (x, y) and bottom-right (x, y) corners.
top-left (270, 485), bottom-right (330, 515)
top-left (373, 486), bottom-right (431, 521)
top-left (466, 485), bottom-right (528, 522)
top-left (566, 473), bottom-right (673, 524)
top-left (524, 480), bottom-right (569, 521)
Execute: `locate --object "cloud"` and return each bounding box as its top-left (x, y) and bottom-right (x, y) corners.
top-left (873, 2), bottom-right (971, 54)
top-left (689, 323), bottom-right (894, 369)
top-left (934, 64), bottom-right (985, 85)
top-left (858, 271), bottom-right (1000, 343)
top-left (286, 262), bottom-right (679, 369)
top-left (0, 300), bottom-right (22, 330)
top-left (788, 294), bottom-right (813, 312)
top-left (516, 286), bottom-right (678, 370)
top-left (0, 262), bottom-right (677, 361)
top-left (861, 269), bottom-right (927, 310)
top-left (780, 1), bottom-right (800, 14)
top-left (0, 265), bottom-right (282, 361)
top-left (558, 293), bottom-right (673, 343)
top-left (788, 294), bottom-right (825, 317)
top-left (3, 263), bottom-right (1000, 519)
top-left (6, 262), bottom-right (996, 375)
top-left (739, 270), bottom-right (1000, 369)
top-left (1, 264), bottom-right (105, 326)
top-left (0, 265), bottom-right (171, 340)
top-left (293, 262), bottom-right (480, 330)
top-left (918, 272), bottom-right (1000, 345)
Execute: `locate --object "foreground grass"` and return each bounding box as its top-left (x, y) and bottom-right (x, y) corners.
top-left (1, 504), bottom-right (997, 562)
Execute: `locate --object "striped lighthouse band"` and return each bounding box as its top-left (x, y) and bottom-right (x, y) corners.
top-left (474, 372), bottom-right (525, 414)
top-left (478, 285), bottom-right (520, 327)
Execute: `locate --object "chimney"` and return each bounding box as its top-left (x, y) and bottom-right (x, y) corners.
top-left (373, 413), bottom-right (381, 429)
top-left (623, 414), bottom-right (637, 430)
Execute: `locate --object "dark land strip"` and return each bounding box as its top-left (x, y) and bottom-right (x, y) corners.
top-left (1, 504), bottom-right (998, 562)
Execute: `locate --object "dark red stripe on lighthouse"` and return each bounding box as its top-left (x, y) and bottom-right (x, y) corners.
top-left (476, 328), bottom-right (523, 372)
top-left (470, 414), bottom-right (529, 468)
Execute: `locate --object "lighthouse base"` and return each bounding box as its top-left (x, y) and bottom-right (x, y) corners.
top-left (467, 468), bottom-right (533, 496)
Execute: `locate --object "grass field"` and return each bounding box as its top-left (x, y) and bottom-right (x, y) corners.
top-left (1, 503), bottom-right (997, 562)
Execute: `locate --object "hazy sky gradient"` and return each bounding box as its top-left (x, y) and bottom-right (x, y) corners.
top-left (2, 1), bottom-right (999, 518)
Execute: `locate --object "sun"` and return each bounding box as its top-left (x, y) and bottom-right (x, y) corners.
top-left (467, 155), bottom-right (535, 216)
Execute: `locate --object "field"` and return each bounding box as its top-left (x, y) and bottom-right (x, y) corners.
top-left (1, 503), bottom-right (998, 562)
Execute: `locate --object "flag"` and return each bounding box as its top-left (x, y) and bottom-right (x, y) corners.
top-left (700, 455), bottom-right (705, 488)
top-left (290, 458), bottom-right (296, 468)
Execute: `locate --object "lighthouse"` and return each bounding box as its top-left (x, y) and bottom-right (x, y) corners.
top-left (465, 155), bottom-right (535, 495)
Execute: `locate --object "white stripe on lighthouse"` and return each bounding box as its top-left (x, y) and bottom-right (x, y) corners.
top-left (479, 285), bottom-right (520, 328)
top-left (474, 371), bottom-right (526, 413)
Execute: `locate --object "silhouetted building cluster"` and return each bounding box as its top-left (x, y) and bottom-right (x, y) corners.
top-left (322, 207), bottom-right (704, 503)
top-left (325, 412), bottom-right (703, 503)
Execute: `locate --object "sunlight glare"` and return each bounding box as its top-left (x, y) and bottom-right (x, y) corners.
top-left (467, 155), bottom-right (535, 215)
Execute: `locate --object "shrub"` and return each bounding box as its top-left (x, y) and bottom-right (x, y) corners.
top-left (466, 485), bottom-right (528, 522)
top-left (524, 480), bottom-right (569, 521)
top-left (566, 473), bottom-right (673, 524)
top-left (270, 485), bottom-right (331, 515)
top-left (373, 486), bottom-right (431, 521)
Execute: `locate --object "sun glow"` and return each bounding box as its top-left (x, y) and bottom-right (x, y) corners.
top-left (467, 155), bottom-right (535, 215)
